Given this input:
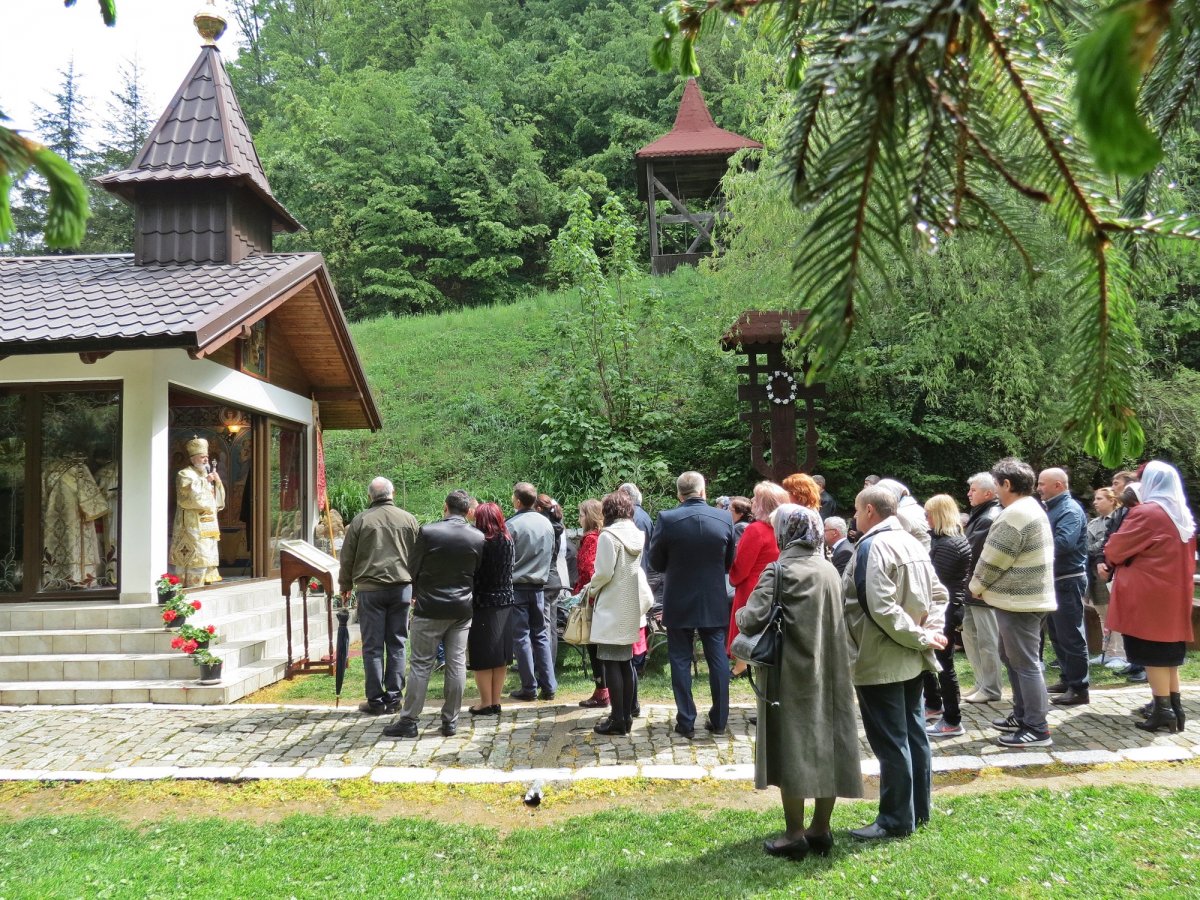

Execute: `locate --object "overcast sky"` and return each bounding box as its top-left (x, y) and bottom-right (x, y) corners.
top-left (3, 0), bottom-right (245, 137)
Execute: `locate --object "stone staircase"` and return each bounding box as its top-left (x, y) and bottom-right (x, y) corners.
top-left (0, 581), bottom-right (334, 705)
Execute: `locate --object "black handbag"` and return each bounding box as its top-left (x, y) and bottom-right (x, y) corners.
top-left (729, 563), bottom-right (784, 707)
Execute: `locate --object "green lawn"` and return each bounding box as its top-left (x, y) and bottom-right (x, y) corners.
top-left (245, 641), bottom-right (1200, 706)
top-left (1, 786), bottom-right (1198, 897)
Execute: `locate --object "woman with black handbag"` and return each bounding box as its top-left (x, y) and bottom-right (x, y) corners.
top-left (735, 504), bottom-right (863, 860)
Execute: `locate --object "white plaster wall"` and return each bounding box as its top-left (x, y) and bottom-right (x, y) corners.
top-left (0, 349), bottom-right (316, 602)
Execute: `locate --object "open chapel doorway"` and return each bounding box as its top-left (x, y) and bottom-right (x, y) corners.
top-left (167, 389), bottom-right (307, 583)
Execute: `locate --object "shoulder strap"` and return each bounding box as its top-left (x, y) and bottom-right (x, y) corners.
top-left (853, 534), bottom-right (884, 632)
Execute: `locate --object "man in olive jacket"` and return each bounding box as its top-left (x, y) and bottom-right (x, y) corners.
top-left (383, 490), bottom-right (484, 739)
top-left (843, 484), bottom-right (948, 841)
top-left (648, 471), bottom-right (736, 738)
top-left (339, 477), bottom-right (420, 715)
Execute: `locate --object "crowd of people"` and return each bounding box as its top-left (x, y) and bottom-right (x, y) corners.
top-left (336, 458), bottom-right (1196, 858)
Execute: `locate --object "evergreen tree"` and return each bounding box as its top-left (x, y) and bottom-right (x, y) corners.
top-left (80, 60), bottom-right (152, 253)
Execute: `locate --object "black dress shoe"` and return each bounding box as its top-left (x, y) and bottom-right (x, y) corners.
top-left (631, 704), bottom-right (642, 718)
top-left (805, 832), bottom-right (833, 856)
top-left (763, 835), bottom-right (809, 859)
top-left (538, 689), bottom-right (556, 701)
top-left (382, 719), bottom-right (418, 739)
top-left (749, 714), bottom-right (758, 726)
top-left (673, 722), bottom-right (695, 739)
top-left (440, 722), bottom-right (457, 737)
top-left (704, 717), bottom-right (727, 735)
top-left (469, 704), bottom-right (499, 716)
top-left (1051, 687), bottom-right (1090, 706)
top-left (358, 700), bottom-right (398, 715)
top-left (509, 689), bottom-right (537, 701)
top-left (850, 822), bottom-right (908, 841)
top-left (1046, 681), bottom-right (1068, 694)
top-left (593, 716), bottom-right (632, 735)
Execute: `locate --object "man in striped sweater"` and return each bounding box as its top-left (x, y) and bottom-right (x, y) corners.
top-left (968, 458), bottom-right (1058, 748)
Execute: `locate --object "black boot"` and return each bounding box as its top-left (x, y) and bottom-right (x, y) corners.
top-left (1135, 696), bottom-right (1180, 734)
top-left (1171, 692), bottom-right (1186, 731)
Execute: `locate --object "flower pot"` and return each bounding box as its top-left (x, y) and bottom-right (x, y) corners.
top-left (157, 590), bottom-right (175, 606)
top-left (198, 660), bottom-right (224, 685)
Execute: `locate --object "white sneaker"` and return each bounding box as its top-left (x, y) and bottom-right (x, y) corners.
top-left (963, 691), bottom-right (1000, 704)
top-left (1088, 654), bottom-right (1105, 666)
top-left (1105, 657), bottom-right (1129, 671)
top-left (926, 718), bottom-right (965, 738)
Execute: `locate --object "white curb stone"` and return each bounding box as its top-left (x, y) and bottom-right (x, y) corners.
top-left (1053, 750), bottom-right (1122, 765)
top-left (640, 765), bottom-right (708, 780)
top-left (710, 764), bottom-right (754, 780)
top-left (0, 769), bottom-right (49, 780)
top-left (508, 767), bottom-right (573, 782)
top-left (437, 768), bottom-right (513, 784)
top-left (1121, 746), bottom-right (1194, 762)
top-left (571, 765), bottom-right (640, 781)
top-left (307, 765), bottom-right (372, 780)
top-left (38, 770), bottom-right (106, 781)
top-left (932, 755), bottom-right (985, 772)
top-left (108, 766), bottom-right (179, 780)
top-left (239, 766), bottom-right (309, 779)
top-left (371, 767), bottom-right (437, 784)
top-left (983, 752), bottom-right (1055, 768)
top-left (174, 766), bottom-right (244, 780)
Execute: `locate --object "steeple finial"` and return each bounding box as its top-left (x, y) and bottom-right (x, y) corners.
top-left (194, 0), bottom-right (227, 46)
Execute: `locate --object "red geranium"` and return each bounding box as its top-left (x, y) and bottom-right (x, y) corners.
top-left (167, 575), bottom-right (180, 585)
top-left (183, 639), bottom-right (199, 654)
top-left (206, 625), bottom-right (216, 634)
top-left (163, 609), bottom-right (178, 623)
top-left (190, 600), bottom-right (202, 611)
top-left (170, 636), bottom-right (184, 649)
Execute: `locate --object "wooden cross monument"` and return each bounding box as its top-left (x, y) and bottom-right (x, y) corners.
top-left (720, 311), bottom-right (827, 481)
top-left (635, 79), bottom-right (761, 275)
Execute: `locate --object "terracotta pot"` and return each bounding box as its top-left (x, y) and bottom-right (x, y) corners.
top-left (198, 660), bottom-right (224, 685)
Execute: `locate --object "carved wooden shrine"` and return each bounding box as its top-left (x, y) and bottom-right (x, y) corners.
top-left (720, 311), bottom-right (827, 481)
top-left (635, 79), bottom-right (762, 275)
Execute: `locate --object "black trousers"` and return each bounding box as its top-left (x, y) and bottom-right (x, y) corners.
top-left (856, 675), bottom-right (931, 834)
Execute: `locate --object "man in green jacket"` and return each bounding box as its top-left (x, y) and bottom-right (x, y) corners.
top-left (339, 477), bottom-right (420, 715)
top-left (843, 484), bottom-right (949, 841)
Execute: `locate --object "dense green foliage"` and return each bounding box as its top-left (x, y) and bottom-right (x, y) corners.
top-left (3, 786), bottom-right (1200, 897)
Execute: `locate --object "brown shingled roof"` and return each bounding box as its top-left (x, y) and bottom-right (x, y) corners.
top-left (636, 79), bottom-right (762, 159)
top-left (94, 46), bottom-right (302, 233)
top-left (720, 310), bottom-right (810, 351)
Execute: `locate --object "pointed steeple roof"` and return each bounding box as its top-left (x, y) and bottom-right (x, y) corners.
top-left (636, 79), bottom-right (762, 159)
top-left (95, 46), bottom-right (302, 232)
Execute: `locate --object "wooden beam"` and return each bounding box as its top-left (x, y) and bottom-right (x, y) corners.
top-left (659, 213), bottom-right (714, 225)
top-left (311, 388), bottom-right (362, 403)
top-left (79, 351), bottom-right (112, 365)
top-left (651, 175), bottom-right (716, 249)
top-left (646, 160), bottom-right (660, 262)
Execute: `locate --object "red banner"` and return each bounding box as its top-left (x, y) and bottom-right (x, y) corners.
top-left (312, 399), bottom-right (328, 512)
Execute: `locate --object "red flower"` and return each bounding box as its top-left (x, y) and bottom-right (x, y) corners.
top-left (206, 625), bottom-right (216, 634)
top-left (163, 609), bottom-right (178, 622)
top-left (170, 636), bottom-right (184, 649)
top-left (167, 575), bottom-right (180, 585)
top-left (191, 600), bottom-right (202, 611)
top-left (183, 640), bottom-right (199, 654)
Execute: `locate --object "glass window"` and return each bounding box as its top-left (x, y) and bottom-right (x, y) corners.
top-left (0, 393), bottom-right (25, 594)
top-left (39, 390), bottom-right (121, 591)
top-left (269, 423), bottom-right (305, 570)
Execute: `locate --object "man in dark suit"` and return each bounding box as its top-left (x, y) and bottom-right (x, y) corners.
top-left (384, 490), bottom-right (484, 739)
top-left (648, 471), bottom-right (736, 738)
top-left (824, 516), bottom-right (853, 575)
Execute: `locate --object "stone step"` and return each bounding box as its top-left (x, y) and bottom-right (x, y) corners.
top-left (0, 637), bottom-right (272, 681)
top-left (0, 658), bottom-right (290, 706)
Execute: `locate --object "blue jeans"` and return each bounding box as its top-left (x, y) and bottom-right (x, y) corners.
top-left (856, 675), bottom-right (931, 834)
top-left (1047, 574), bottom-right (1090, 691)
top-left (356, 584), bottom-right (411, 706)
top-left (512, 587), bottom-right (556, 693)
top-left (666, 626), bottom-right (729, 731)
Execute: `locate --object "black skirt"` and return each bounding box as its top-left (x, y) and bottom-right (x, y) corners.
top-left (468, 605), bottom-right (514, 671)
top-left (1123, 634), bottom-right (1187, 668)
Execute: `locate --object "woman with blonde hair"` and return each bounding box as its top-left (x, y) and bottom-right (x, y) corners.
top-left (727, 482), bottom-right (792, 676)
top-left (922, 494), bottom-right (972, 738)
top-left (782, 473), bottom-right (822, 511)
top-left (1086, 487), bottom-right (1123, 665)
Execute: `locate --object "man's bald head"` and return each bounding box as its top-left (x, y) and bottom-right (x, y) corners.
top-left (1037, 467), bottom-right (1069, 501)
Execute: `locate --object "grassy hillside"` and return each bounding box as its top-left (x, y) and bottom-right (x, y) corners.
top-left (323, 266), bottom-right (748, 521)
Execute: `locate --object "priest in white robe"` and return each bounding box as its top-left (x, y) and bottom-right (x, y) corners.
top-left (170, 436), bottom-right (226, 586)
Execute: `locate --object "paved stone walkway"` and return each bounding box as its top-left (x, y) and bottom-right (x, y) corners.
top-left (0, 686), bottom-right (1196, 784)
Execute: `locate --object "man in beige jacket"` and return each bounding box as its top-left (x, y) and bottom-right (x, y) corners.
top-left (843, 484), bottom-right (948, 840)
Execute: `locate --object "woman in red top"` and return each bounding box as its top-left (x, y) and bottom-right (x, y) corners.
top-left (574, 499), bottom-right (608, 708)
top-left (1106, 460), bottom-right (1196, 733)
top-left (729, 481), bottom-right (792, 675)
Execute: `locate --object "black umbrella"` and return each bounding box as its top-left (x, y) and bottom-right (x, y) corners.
top-left (334, 607), bottom-right (351, 707)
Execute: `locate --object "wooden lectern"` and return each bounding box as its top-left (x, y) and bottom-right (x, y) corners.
top-left (278, 539), bottom-right (340, 678)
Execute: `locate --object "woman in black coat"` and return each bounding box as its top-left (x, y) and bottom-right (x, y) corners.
top-left (922, 494), bottom-right (972, 738)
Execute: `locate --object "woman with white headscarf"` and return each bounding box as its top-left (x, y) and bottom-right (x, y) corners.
top-left (735, 504), bottom-right (862, 859)
top-left (1105, 461), bottom-right (1196, 733)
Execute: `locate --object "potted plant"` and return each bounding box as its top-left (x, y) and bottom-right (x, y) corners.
top-left (156, 572), bottom-right (182, 605)
top-left (161, 595), bottom-right (202, 629)
top-left (171, 622), bottom-right (223, 683)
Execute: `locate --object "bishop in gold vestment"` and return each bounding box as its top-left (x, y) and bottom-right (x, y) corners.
top-left (170, 437), bottom-right (226, 586)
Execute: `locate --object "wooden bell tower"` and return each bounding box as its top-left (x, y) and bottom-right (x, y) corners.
top-left (720, 311), bottom-right (827, 481)
top-left (635, 79), bottom-right (761, 275)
